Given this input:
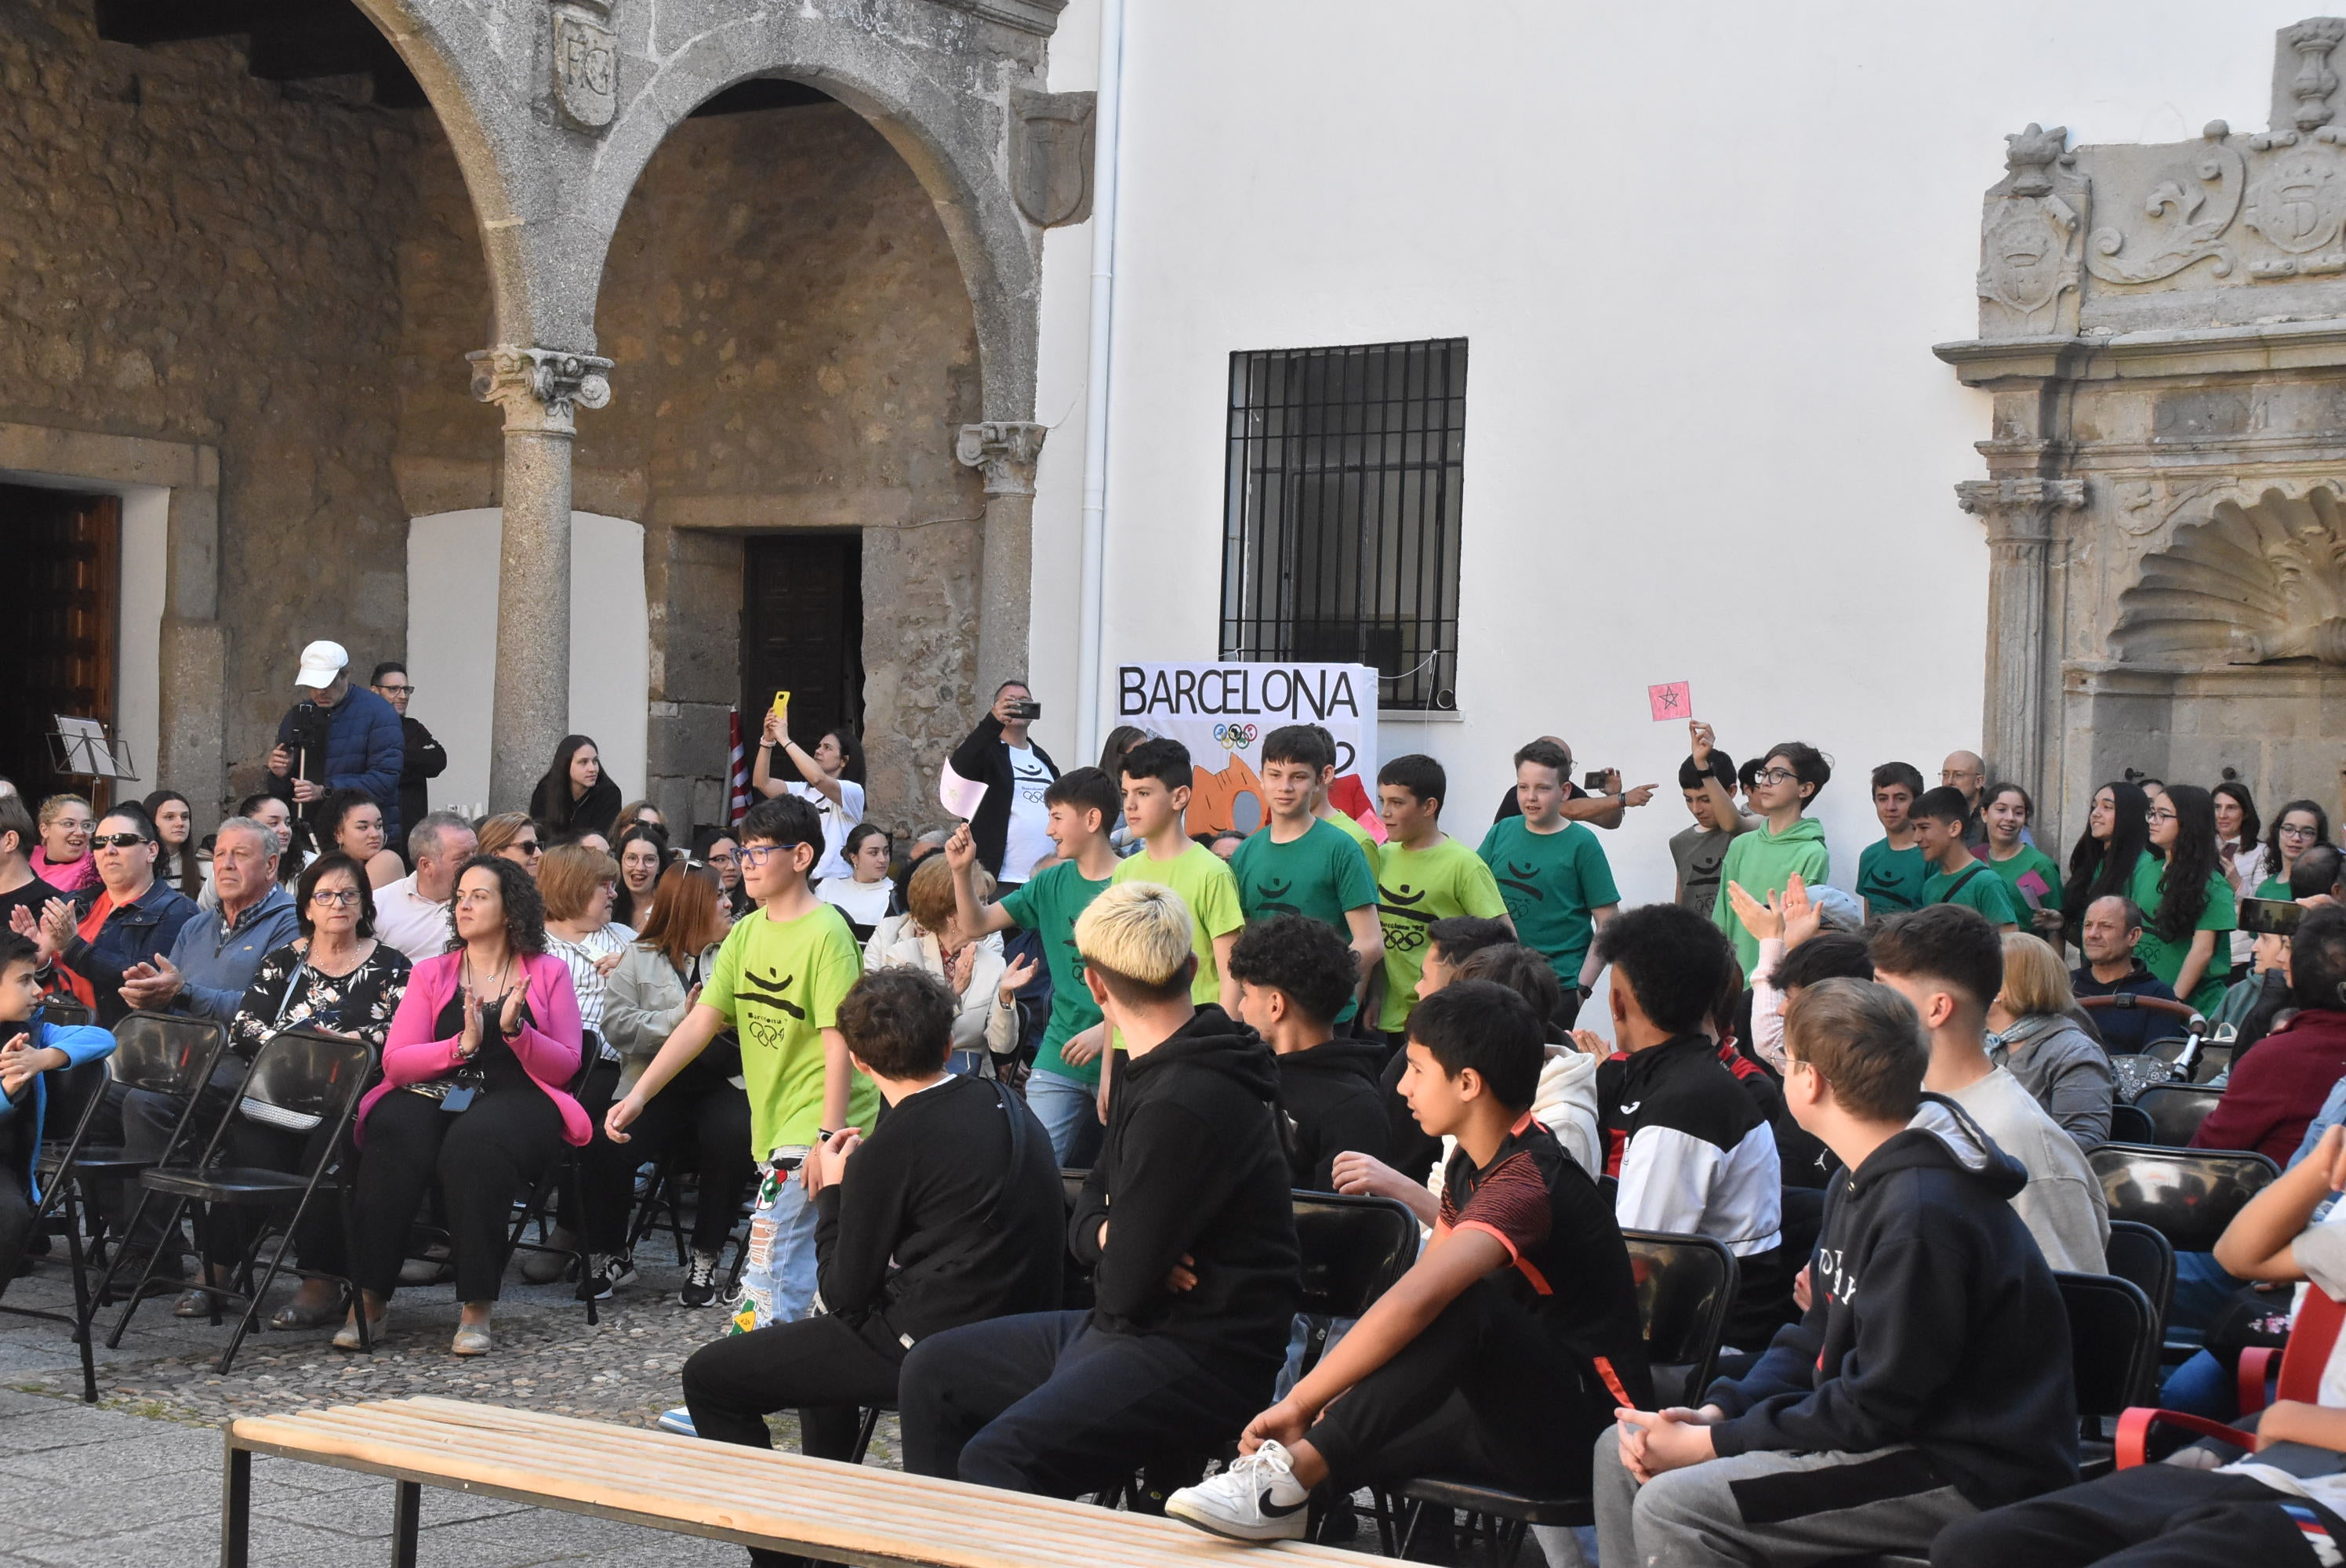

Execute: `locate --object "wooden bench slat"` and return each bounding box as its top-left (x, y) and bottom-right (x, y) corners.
top-left (230, 1398), bottom-right (1389, 1566)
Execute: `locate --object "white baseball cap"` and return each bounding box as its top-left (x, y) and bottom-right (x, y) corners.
top-left (294, 640), bottom-right (350, 689)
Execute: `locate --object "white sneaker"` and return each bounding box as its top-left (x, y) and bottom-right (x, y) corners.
top-left (656, 1406), bottom-right (697, 1437)
top-left (1166, 1440), bottom-right (1311, 1543)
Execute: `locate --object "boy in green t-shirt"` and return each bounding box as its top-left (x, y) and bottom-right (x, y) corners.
top-left (608, 792), bottom-right (872, 1323)
top-left (1476, 738), bottom-right (1619, 1026)
top-left (1713, 740), bottom-right (1833, 975)
top-left (1910, 786), bottom-right (2025, 932)
top-left (946, 765), bottom-right (1121, 1164)
top-left (1855, 760), bottom-right (1930, 918)
top-left (1231, 724), bottom-right (1382, 1019)
top-left (1375, 753), bottom-right (1511, 1037)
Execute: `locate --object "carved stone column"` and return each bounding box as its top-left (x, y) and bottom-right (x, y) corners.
top-left (957, 421), bottom-right (1048, 694)
top-left (1956, 477), bottom-right (2085, 804)
top-left (468, 346), bottom-right (613, 809)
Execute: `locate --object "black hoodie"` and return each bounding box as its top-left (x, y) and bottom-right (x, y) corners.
top-left (1069, 1006), bottom-right (1300, 1375)
top-left (1276, 1038), bottom-right (1391, 1191)
top-left (1705, 1094), bottom-right (2080, 1509)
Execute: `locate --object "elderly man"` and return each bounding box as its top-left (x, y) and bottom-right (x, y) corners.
top-left (117, 818), bottom-right (297, 1024)
top-left (267, 639), bottom-right (403, 843)
top-left (370, 662), bottom-right (447, 863)
top-left (9, 803), bottom-right (198, 1027)
top-left (1941, 749), bottom-right (1990, 847)
top-left (2068, 894), bottom-right (2181, 1055)
top-left (373, 811), bottom-right (476, 964)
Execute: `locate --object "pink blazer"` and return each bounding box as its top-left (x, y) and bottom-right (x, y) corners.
top-left (358, 951), bottom-right (591, 1146)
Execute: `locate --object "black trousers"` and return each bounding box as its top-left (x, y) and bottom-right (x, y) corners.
top-left (349, 1086), bottom-right (565, 1301)
top-left (1931, 1466), bottom-right (2344, 1568)
top-left (197, 1114), bottom-right (349, 1276)
top-left (1306, 1276), bottom-right (1615, 1495)
top-left (683, 1312), bottom-right (906, 1460)
top-left (577, 1058), bottom-right (754, 1254)
top-left (897, 1309), bottom-right (1271, 1497)
top-left (0, 1111), bottom-right (31, 1269)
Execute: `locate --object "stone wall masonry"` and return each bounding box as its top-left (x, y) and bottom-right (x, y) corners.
top-left (0, 1), bottom-right (437, 809)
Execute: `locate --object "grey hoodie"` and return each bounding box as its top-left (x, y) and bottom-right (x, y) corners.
top-left (1988, 1012), bottom-right (2114, 1152)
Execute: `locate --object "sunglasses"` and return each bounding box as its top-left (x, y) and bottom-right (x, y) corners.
top-left (92, 833), bottom-right (148, 850)
top-left (512, 840), bottom-right (543, 855)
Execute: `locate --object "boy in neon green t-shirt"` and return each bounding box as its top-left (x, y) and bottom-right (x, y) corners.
top-left (1375, 753), bottom-right (1510, 1035)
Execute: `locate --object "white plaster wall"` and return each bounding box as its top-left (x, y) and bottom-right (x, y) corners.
top-left (1032, 0), bottom-right (2316, 909)
top-left (408, 510), bottom-right (650, 818)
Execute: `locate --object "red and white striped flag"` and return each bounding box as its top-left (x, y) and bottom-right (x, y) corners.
top-left (726, 708), bottom-right (752, 825)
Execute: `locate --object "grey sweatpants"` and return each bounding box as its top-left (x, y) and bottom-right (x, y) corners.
top-left (1592, 1424), bottom-right (1975, 1567)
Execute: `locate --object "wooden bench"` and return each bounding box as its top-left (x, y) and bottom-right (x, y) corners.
top-left (223, 1396), bottom-right (1388, 1567)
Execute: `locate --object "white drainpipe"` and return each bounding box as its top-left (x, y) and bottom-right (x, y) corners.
top-left (1074, 0), bottom-right (1125, 764)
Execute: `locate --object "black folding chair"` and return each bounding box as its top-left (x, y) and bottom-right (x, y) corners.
top-left (2090, 1143), bottom-right (2279, 1254)
top-left (2058, 1270), bottom-right (2161, 1478)
top-left (2108, 1102), bottom-right (2156, 1146)
top-left (107, 1028), bottom-right (376, 1372)
top-left (2134, 1083), bottom-right (2225, 1148)
top-left (2102, 1219), bottom-right (2176, 1340)
top-left (1292, 1190), bottom-right (1421, 1382)
top-left (0, 1004), bottom-right (113, 1404)
top-left (75, 1012), bottom-right (231, 1306)
top-left (1390, 1230), bottom-right (1740, 1564)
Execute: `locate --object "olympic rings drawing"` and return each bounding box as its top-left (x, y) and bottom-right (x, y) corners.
top-left (1213, 723), bottom-right (1259, 750)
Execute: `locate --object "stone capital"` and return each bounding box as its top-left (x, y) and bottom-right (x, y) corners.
top-left (468, 346), bottom-right (613, 435)
top-left (1956, 476), bottom-right (2086, 539)
top-left (955, 421), bottom-right (1048, 496)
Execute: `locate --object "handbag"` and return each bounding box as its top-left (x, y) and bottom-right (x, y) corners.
top-left (240, 960), bottom-right (326, 1131)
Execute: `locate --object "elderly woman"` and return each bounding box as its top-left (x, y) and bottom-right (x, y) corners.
top-left (318, 787), bottom-right (405, 890)
top-left (194, 853), bottom-right (412, 1327)
top-left (29, 793), bottom-right (97, 894)
top-left (600, 862), bottom-right (755, 1308)
top-left (1987, 931), bottom-right (2113, 1152)
top-left (473, 811), bottom-right (545, 878)
top-left (864, 854), bottom-right (1013, 1076)
top-left (532, 842), bottom-right (637, 1299)
top-left (343, 856), bottom-right (586, 1356)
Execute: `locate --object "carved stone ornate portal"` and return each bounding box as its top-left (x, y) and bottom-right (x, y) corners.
top-left (1938, 17), bottom-right (2346, 851)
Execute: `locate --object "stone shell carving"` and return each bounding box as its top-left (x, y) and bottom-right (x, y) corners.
top-left (2112, 483), bottom-right (2346, 666)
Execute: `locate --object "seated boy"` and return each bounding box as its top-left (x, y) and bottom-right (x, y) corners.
top-left (1935, 1118), bottom-right (2346, 1568)
top-left (1228, 913), bottom-right (1389, 1192)
top-left (1600, 978), bottom-right (2079, 1566)
top-left (1167, 980), bottom-right (1651, 1541)
top-left (679, 968), bottom-right (1064, 1539)
top-left (1382, 914), bottom-right (1516, 1181)
top-left (0, 933), bottom-right (117, 1271)
top-left (897, 882), bottom-right (1298, 1496)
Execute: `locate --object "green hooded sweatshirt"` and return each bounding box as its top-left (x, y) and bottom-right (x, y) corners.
top-left (1711, 816), bottom-right (1833, 973)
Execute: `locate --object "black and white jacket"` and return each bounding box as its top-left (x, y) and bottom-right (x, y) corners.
top-left (1600, 1034), bottom-right (1783, 1258)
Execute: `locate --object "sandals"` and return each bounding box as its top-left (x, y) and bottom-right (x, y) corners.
top-left (171, 1287), bottom-right (220, 1319)
top-left (270, 1294), bottom-right (347, 1331)
top-left (332, 1310), bottom-right (388, 1352)
top-left (450, 1323), bottom-right (492, 1356)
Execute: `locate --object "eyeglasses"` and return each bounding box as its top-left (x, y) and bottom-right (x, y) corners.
top-left (375, 683), bottom-right (415, 695)
top-left (310, 889), bottom-right (362, 907)
top-left (91, 833), bottom-right (148, 850)
top-left (705, 851), bottom-right (738, 867)
top-left (1753, 768), bottom-right (1797, 786)
top-left (736, 844), bottom-right (790, 867)
top-left (2282, 824), bottom-right (2320, 839)
top-left (2146, 808), bottom-right (2178, 823)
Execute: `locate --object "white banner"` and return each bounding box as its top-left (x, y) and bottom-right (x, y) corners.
top-left (1113, 661), bottom-right (1382, 839)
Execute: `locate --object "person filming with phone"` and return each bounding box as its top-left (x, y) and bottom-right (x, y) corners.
top-left (946, 681), bottom-right (1060, 892)
top-left (750, 692), bottom-right (866, 885)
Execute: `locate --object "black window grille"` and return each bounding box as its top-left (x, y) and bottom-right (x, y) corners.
top-left (1218, 338), bottom-right (1466, 711)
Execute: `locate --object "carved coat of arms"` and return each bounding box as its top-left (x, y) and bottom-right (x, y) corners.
top-left (553, 9), bottom-right (618, 132)
top-left (1011, 91), bottom-right (1095, 229)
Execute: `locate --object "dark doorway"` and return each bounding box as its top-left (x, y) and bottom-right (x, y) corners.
top-left (741, 534), bottom-right (864, 753)
top-left (0, 485), bottom-right (122, 808)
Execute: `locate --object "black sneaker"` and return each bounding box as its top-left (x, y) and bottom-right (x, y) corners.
top-left (576, 1252), bottom-right (636, 1301)
top-left (680, 1250), bottom-right (721, 1308)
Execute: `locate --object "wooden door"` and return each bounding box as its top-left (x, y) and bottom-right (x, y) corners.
top-left (740, 534), bottom-right (864, 752)
top-left (0, 487), bottom-right (120, 808)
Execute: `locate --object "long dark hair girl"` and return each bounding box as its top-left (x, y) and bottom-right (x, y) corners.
top-left (142, 788), bottom-right (205, 898)
top-left (527, 734), bottom-right (622, 840)
top-left (2264, 798), bottom-right (2333, 881)
top-left (2062, 779), bottom-right (2151, 927)
top-left (2145, 782), bottom-right (2223, 943)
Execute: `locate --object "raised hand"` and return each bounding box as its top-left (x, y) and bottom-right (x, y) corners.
top-left (1688, 720), bottom-right (1716, 766)
top-left (945, 822), bottom-right (977, 869)
top-left (1724, 880), bottom-right (1781, 942)
top-left (1780, 873), bottom-right (1821, 950)
top-left (497, 985), bottom-right (526, 1037)
top-left (998, 952), bottom-right (1037, 1004)
top-left (457, 992), bottom-right (484, 1060)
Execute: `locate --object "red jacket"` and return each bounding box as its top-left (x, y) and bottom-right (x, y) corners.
top-left (2191, 1007), bottom-right (2346, 1163)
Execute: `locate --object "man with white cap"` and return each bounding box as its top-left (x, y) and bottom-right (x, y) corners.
top-left (266, 639), bottom-right (405, 842)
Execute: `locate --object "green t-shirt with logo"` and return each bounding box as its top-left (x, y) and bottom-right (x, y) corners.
top-left (999, 860), bottom-right (1111, 1085)
top-left (1376, 836), bottom-right (1509, 1033)
top-left (701, 901), bottom-right (876, 1160)
top-left (1857, 839), bottom-right (1930, 916)
top-left (1988, 844), bottom-right (2065, 914)
top-left (1231, 818), bottom-right (1379, 1022)
top-left (2129, 855), bottom-right (2238, 1014)
top-left (1111, 840), bottom-right (1245, 1004)
top-left (1923, 861), bottom-right (2028, 927)
top-left (1475, 816), bottom-right (1620, 989)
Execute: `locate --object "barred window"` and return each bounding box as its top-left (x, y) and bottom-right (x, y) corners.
top-left (1219, 338), bottom-right (1466, 711)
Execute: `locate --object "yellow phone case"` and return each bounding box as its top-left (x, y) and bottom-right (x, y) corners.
top-left (769, 689), bottom-right (790, 718)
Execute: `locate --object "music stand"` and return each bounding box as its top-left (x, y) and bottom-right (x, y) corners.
top-left (46, 715), bottom-right (138, 810)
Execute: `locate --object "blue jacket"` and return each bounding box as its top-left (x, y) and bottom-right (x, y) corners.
top-left (1, 1016), bottom-right (116, 1204)
top-left (271, 687), bottom-right (405, 841)
top-left (162, 885), bottom-right (300, 1024)
top-left (62, 880), bottom-right (201, 1026)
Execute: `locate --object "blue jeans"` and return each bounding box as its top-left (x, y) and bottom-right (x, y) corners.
top-left (2171, 1250), bottom-right (2241, 1343)
top-left (761, 1167), bottom-right (820, 1324)
top-left (1022, 1068), bottom-right (1101, 1167)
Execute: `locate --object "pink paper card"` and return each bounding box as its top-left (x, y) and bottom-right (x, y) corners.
top-left (938, 762), bottom-right (988, 820)
top-left (1647, 681), bottom-right (1693, 722)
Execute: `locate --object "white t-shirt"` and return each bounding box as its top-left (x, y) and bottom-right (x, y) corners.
top-left (787, 779), bottom-right (866, 883)
top-left (373, 874), bottom-right (452, 965)
top-left (1000, 743), bottom-right (1055, 884)
top-left (818, 876), bottom-right (896, 939)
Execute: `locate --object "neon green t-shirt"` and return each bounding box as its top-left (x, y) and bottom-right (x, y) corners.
top-left (1376, 836), bottom-right (1509, 1033)
top-left (701, 900), bottom-right (876, 1160)
top-left (1320, 809), bottom-right (1382, 880)
top-left (998, 860), bottom-right (1110, 1085)
top-left (2129, 855), bottom-right (2237, 1014)
top-left (1923, 861), bottom-right (2028, 927)
top-left (1857, 839), bottom-right (1930, 916)
top-left (1111, 840), bottom-right (1244, 1004)
top-left (1476, 817), bottom-right (1620, 988)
